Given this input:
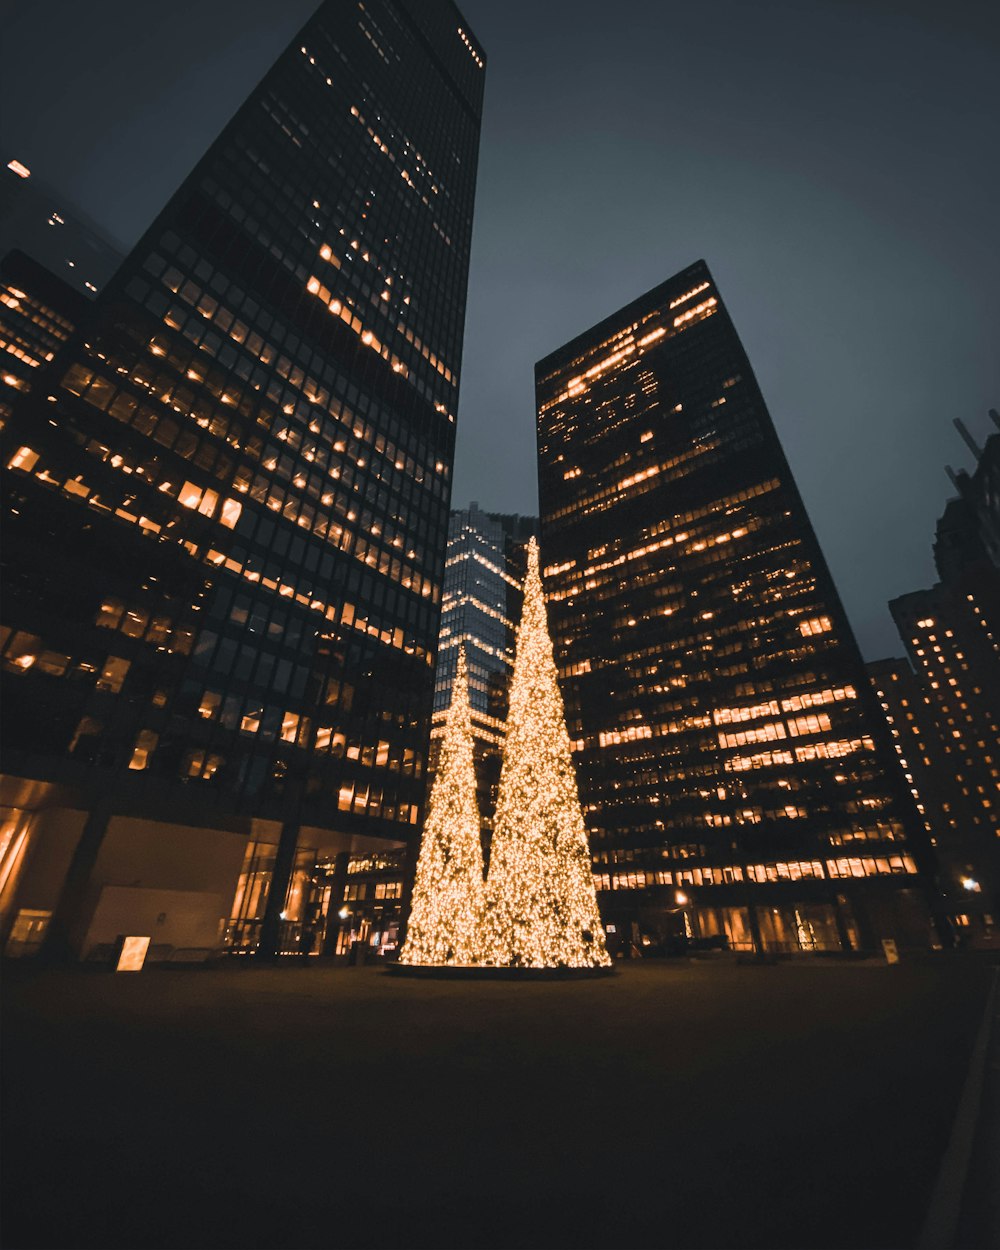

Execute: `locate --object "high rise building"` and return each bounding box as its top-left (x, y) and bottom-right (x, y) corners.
top-left (0, 0), bottom-right (485, 961)
top-left (535, 260), bottom-right (937, 956)
top-left (882, 413), bottom-right (1000, 944)
top-left (0, 158), bottom-right (124, 428)
top-left (432, 502), bottom-right (537, 844)
top-left (0, 250), bottom-right (92, 427)
top-left (1, 157), bottom-right (123, 298)
top-left (867, 656), bottom-right (996, 944)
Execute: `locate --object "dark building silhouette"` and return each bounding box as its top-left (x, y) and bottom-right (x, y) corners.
top-left (883, 412), bottom-right (1000, 945)
top-left (0, 160), bottom-right (124, 426)
top-left (431, 502), bottom-right (537, 847)
top-left (0, 0), bottom-right (485, 961)
top-left (535, 260), bottom-right (936, 956)
top-left (0, 158), bottom-right (123, 298)
top-left (0, 251), bottom-right (93, 426)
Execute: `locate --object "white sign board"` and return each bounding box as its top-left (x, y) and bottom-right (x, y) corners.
top-left (116, 936), bottom-right (150, 972)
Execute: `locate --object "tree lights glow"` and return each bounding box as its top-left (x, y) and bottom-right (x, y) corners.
top-left (399, 645), bottom-right (486, 966)
top-left (480, 539), bottom-right (611, 969)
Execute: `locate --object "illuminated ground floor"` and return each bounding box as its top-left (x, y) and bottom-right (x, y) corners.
top-left (597, 877), bottom-right (942, 958)
top-left (2, 957), bottom-right (995, 1250)
top-left (0, 772), bottom-right (408, 963)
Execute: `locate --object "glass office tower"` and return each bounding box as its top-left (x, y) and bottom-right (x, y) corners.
top-left (0, 0), bottom-right (485, 960)
top-left (432, 503), bottom-right (536, 845)
top-left (883, 416), bottom-right (1000, 946)
top-left (535, 260), bottom-right (938, 955)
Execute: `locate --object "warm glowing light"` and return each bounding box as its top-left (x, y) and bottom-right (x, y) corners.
top-left (6, 159), bottom-right (30, 179)
top-left (8, 446), bottom-right (39, 471)
top-left (481, 540), bottom-right (611, 969)
top-left (400, 645), bottom-right (485, 966)
top-left (116, 936), bottom-right (150, 972)
top-left (673, 296), bottom-right (717, 327)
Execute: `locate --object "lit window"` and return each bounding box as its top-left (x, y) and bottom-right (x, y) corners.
top-left (178, 481), bottom-right (202, 510)
top-left (6, 159), bottom-right (30, 179)
top-left (220, 498), bottom-right (242, 529)
top-left (128, 729), bottom-right (158, 771)
top-left (799, 616), bottom-right (833, 637)
top-left (7, 446), bottom-right (39, 472)
top-left (95, 656), bottom-right (131, 693)
top-left (95, 599), bottom-right (124, 629)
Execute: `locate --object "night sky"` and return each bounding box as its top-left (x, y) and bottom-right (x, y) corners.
top-left (2, 0), bottom-right (997, 658)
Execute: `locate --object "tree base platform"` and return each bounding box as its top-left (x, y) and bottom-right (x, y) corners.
top-left (384, 962), bottom-right (615, 981)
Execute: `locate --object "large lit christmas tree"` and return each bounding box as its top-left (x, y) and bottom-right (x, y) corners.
top-left (399, 644), bottom-right (486, 966)
top-left (481, 539), bottom-right (611, 969)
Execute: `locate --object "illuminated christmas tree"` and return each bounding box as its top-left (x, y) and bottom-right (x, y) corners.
top-left (481, 539), bottom-right (611, 969)
top-left (400, 644), bottom-right (486, 966)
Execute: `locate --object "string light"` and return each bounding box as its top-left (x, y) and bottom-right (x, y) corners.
top-left (399, 644), bottom-right (486, 966)
top-left (480, 539), bottom-right (611, 969)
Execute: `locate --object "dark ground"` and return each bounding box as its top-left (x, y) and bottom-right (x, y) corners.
top-left (1, 955), bottom-right (995, 1250)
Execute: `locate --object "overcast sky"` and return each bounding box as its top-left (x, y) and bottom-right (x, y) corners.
top-left (2, 0), bottom-right (997, 658)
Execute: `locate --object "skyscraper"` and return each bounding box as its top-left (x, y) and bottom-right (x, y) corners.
top-left (867, 656), bottom-right (996, 945)
top-left (882, 413), bottom-right (1000, 944)
top-left (0, 0), bottom-right (485, 961)
top-left (0, 156), bottom-right (122, 300)
top-left (0, 250), bottom-right (92, 427)
top-left (535, 260), bottom-right (937, 956)
top-left (432, 502), bottom-right (536, 843)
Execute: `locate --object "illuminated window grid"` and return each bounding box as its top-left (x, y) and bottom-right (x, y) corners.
top-left (536, 262), bottom-right (926, 921)
top-left (0, 0), bottom-right (484, 839)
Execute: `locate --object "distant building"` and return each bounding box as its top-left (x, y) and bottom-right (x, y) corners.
top-left (0, 250), bottom-right (91, 425)
top-left (0, 158), bottom-right (123, 298)
top-left (535, 259), bottom-right (939, 956)
top-left (0, 0), bottom-right (485, 962)
top-left (432, 502), bottom-right (537, 847)
top-left (0, 160), bottom-right (123, 426)
top-left (867, 655), bottom-right (995, 944)
top-left (884, 412), bottom-right (1000, 944)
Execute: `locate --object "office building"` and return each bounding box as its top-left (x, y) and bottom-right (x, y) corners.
top-left (0, 161), bottom-right (123, 427)
top-left (883, 413), bottom-right (1000, 944)
top-left (432, 502), bottom-right (536, 843)
top-left (535, 260), bottom-right (936, 955)
top-left (867, 656), bottom-right (995, 944)
top-left (0, 0), bottom-right (485, 961)
top-left (0, 250), bottom-right (93, 427)
top-left (1, 157), bottom-right (122, 299)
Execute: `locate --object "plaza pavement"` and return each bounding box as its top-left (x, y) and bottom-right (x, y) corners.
top-left (2, 954), bottom-right (996, 1250)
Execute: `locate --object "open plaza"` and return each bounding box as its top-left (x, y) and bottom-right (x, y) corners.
top-left (3, 954), bottom-right (996, 1250)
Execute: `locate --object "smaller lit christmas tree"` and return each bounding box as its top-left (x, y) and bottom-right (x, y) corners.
top-left (481, 539), bottom-right (611, 969)
top-left (400, 644), bottom-right (486, 966)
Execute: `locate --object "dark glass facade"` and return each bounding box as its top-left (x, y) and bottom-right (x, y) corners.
top-left (432, 502), bottom-right (536, 842)
top-left (0, 157), bottom-right (122, 300)
top-left (0, 0), bottom-right (485, 959)
top-left (535, 260), bottom-right (937, 955)
top-left (0, 250), bottom-right (90, 427)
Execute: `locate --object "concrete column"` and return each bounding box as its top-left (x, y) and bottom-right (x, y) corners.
top-left (41, 797), bottom-right (113, 963)
top-left (255, 817), bottom-right (300, 961)
top-left (321, 851), bottom-right (351, 955)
